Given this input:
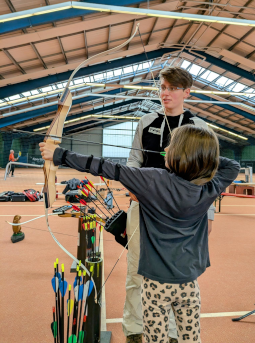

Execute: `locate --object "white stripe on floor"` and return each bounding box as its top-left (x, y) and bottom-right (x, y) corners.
top-left (106, 311), bottom-right (255, 324)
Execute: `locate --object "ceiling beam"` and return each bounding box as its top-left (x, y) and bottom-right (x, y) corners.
top-left (2, 47), bottom-right (255, 98)
top-left (2, 48), bottom-right (26, 74)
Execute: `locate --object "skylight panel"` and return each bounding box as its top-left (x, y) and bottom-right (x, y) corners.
top-left (41, 86), bottom-right (53, 92)
top-left (137, 63), bottom-right (143, 71)
top-left (106, 71), bottom-right (114, 78)
top-left (31, 90), bottom-right (39, 95)
top-left (94, 73), bottom-right (103, 81)
top-left (181, 60), bottom-right (191, 69)
top-left (189, 64), bottom-right (204, 76)
top-left (114, 69), bottom-right (122, 76)
top-left (232, 83), bottom-right (245, 92)
top-left (74, 79), bottom-right (83, 85)
top-left (143, 62), bottom-right (152, 69)
top-left (22, 92), bottom-right (31, 96)
top-left (215, 77), bottom-right (232, 88)
top-left (57, 83), bottom-right (64, 89)
top-left (9, 95), bottom-right (20, 100)
top-left (124, 66), bottom-right (133, 74)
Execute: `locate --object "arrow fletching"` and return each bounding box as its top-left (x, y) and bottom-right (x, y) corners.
top-left (83, 282), bottom-right (89, 301)
top-left (80, 198), bottom-right (87, 206)
top-left (59, 280), bottom-right (68, 297)
top-left (78, 284), bottom-right (84, 301)
top-left (67, 299), bottom-right (74, 316)
top-left (73, 276), bottom-right (82, 289)
top-left (51, 321), bottom-right (57, 338)
top-left (51, 277), bottom-right (59, 293)
top-left (88, 280), bottom-right (94, 296)
top-left (85, 184), bottom-right (91, 191)
top-left (91, 236), bottom-right (95, 245)
top-left (78, 331), bottom-right (86, 343)
top-left (68, 335), bottom-right (77, 343)
top-left (74, 285), bottom-right (79, 301)
top-left (160, 151), bottom-right (166, 156)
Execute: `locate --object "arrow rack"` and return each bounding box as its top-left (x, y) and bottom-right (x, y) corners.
top-left (55, 209), bottom-right (110, 343)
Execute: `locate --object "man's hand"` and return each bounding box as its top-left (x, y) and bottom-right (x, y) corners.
top-left (39, 142), bottom-right (58, 161)
top-left (129, 191), bottom-right (139, 202)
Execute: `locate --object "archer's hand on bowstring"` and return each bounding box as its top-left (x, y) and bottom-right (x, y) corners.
top-left (39, 142), bottom-right (58, 161)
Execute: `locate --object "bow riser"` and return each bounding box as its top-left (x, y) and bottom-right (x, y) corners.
top-left (43, 89), bottom-right (72, 208)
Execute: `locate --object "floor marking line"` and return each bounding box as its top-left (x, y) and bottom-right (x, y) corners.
top-left (106, 311), bottom-right (255, 323)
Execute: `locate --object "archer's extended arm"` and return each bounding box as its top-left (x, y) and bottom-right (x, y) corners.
top-left (53, 147), bottom-right (153, 201)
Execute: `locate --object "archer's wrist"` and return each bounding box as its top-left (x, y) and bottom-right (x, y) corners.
top-left (53, 147), bottom-right (67, 166)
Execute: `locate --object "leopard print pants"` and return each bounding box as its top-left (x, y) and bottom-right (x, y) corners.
top-left (142, 277), bottom-right (201, 343)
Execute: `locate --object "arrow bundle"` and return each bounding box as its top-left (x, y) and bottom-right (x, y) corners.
top-left (68, 196), bottom-right (104, 261)
top-left (51, 259), bottom-right (94, 343)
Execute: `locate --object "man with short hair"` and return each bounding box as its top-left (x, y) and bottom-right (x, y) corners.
top-left (123, 67), bottom-right (215, 343)
top-left (8, 150), bottom-right (18, 177)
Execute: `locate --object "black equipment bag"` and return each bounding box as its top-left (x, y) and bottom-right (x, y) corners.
top-left (104, 210), bottom-right (128, 249)
top-left (65, 190), bottom-right (93, 203)
top-left (0, 195), bottom-right (11, 202)
top-left (0, 191), bottom-right (14, 202)
top-left (11, 193), bottom-right (26, 202)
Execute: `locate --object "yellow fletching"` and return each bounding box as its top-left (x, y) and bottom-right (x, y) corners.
top-left (62, 264), bottom-right (64, 272)
top-left (54, 262), bottom-right (56, 268)
top-left (90, 266), bottom-right (94, 272)
top-left (83, 270), bottom-right (86, 276)
top-left (56, 258), bottom-right (59, 264)
top-left (79, 270), bottom-right (81, 276)
top-left (69, 284), bottom-right (71, 291)
top-left (79, 260), bottom-right (81, 266)
top-left (67, 299), bottom-right (74, 316)
top-left (76, 266), bottom-right (79, 271)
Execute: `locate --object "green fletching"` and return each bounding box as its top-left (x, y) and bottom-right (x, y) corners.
top-left (160, 152), bottom-right (166, 156)
top-left (79, 331), bottom-right (85, 343)
top-left (91, 236), bottom-right (95, 244)
top-left (51, 321), bottom-right (57, 338)
top-left (68, 335), bottom-right (77, 343)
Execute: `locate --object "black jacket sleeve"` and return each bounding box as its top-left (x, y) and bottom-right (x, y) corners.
top-left (53, 147), bottom-right (153, 200)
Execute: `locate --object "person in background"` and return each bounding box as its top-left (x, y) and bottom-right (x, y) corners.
top-left (8, 150), bottom-right (18, 177)
top-left (123, 66), bottom-right (215, 343)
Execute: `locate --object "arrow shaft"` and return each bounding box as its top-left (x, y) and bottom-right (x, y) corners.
top-left (86, 186), bottom-right (114, 216)
top-left (67, 289), bottom-right (71, 343)
top-left (86, 180), bottom-right (115, 215)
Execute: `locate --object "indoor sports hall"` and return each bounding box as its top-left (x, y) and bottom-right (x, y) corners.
top-left (1, 1), bottom-right (255, 343)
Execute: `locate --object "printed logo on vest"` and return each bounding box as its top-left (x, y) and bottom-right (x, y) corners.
top-left (148, 127), bottom-right (161, 135)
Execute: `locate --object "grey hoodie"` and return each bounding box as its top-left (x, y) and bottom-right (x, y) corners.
top-left (54, 149), bottom-right (240, 284)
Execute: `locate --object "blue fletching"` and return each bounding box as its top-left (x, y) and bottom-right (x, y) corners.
top-left (55, 272), bottom-right (61, 280)
top-left (88, 281), bottom-right (94, 296)
top-left (78, 284), bottom-right (84, 301)
top-left (73, 276), bottom-right (82, 289)
top-left (51, 277), bottom-right (59, 293)
top-left (59, 280), bottom-right (68, 297)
